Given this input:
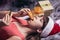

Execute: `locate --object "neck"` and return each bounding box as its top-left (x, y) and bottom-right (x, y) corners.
top-left (13, 22), bottom-right (33, 38)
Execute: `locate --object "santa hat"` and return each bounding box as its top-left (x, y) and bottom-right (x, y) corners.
top-left (40, 16), bottom-right (54, 37)
top-left (40, 16), bottom-right (60, 37)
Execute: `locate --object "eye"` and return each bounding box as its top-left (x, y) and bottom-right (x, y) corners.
top-left (38, 15), bottom-right (44, 17)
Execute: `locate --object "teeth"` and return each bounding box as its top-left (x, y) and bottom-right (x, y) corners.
top-left (16, 16), bottom-right (30, 20)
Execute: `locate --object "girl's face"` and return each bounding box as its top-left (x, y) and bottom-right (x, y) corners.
top-left (27, 15), bottom-right (44, 30)
top-left (16, 8), bottom-right (44, 30)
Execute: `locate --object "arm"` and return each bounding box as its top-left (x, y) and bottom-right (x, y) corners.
top-left (7, 36), bottom-right (21, 40)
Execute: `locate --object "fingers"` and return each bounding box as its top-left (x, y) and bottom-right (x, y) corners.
top-left (18, 8), bottom-right (30, 15)
top-left (18, 8), bottom-right (34, 20)
top-left (18, 8), bottom-right (27, 16)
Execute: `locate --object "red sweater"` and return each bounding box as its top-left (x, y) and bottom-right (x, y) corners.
top-left (0, 17), bottom-right (28, 40)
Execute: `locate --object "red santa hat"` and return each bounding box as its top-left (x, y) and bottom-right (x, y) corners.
top-left (41, 16), bottom-right (60, 37)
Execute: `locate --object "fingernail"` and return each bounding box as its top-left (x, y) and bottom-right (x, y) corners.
top-left (27, 9), bottom-right (31, 12)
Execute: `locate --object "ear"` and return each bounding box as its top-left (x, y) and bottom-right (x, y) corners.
top-left (37, 29), bottom-right (42, 33)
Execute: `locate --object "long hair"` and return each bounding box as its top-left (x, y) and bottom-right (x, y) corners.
top-left (26, 31), bottom-right (41, 40)
top-left (41, 16), bottom-right (49, 30)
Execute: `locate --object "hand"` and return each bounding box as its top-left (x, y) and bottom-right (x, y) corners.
top-left (18, 8), bottom-right (34, 20)
top-left (18, 8), bottom-right (30, 16)
top-left (12, 8), bottom-right (31, 17)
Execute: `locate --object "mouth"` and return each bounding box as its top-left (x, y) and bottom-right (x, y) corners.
top-left (16, 15), bottom-right (31, 21)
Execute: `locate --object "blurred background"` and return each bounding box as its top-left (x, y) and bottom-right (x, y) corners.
top-left (0, 0), bottom-right (60, 21)
top-left (0, 0), bottom-right (60, 40)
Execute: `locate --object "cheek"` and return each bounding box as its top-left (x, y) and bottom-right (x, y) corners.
top-left (28, 21), bottom-right (36, 27)
top-left (38, 22), bottom-right (43, 28)
top-left (39, 18), bottom-right (44, 27)
top-left (28, 21), bottom-right (41, 30)
top-left (27, 21), bottom-right (37, 30)
top-left (35, 20), bottom-right (43, 28)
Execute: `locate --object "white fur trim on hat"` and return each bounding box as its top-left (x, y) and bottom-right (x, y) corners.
top-left (41, 16), bottom-right (54, 37)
